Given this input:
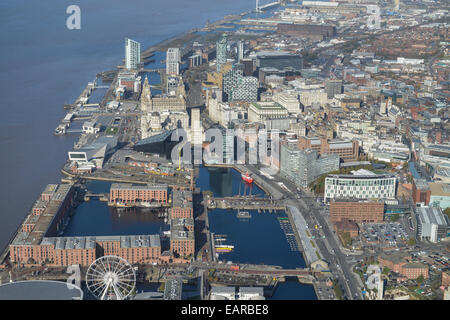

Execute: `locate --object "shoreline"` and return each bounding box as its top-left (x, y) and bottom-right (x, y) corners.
top-left (3, 3), bottom-right (321, 300)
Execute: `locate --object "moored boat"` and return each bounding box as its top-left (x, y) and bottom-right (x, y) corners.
top-left (241, 172), bottom-right (253, 184)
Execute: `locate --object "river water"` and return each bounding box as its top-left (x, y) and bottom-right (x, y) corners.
top-left (0, 0), bottom-right (256, 250)
top-left (196, 166), bottom-right (317, 299)
top-left (0, 0), bottom-right (316, 299)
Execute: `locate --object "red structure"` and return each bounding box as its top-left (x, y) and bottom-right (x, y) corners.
top-left (330, 199), bottom-right (385, 223)
top-left (412, 178), bottom-right (430, 205)
top-left (241, 172), bottom-right (254, 184)
top-left (109, 183), bottom-right (168, 206)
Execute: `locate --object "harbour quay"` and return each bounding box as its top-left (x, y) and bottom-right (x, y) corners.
top-left (1, 181), bottom-right (201, 269)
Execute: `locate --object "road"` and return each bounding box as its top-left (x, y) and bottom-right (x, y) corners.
top-left (242, 163), bottom-right (364, 300)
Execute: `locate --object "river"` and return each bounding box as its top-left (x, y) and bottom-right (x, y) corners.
top-left (0, 0), bottom-right (256, 251)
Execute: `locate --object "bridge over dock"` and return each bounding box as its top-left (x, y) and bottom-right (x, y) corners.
top-left (216, 267), bottom-right (316, 278)
top-left (206, 196), bottom-right (286, 211)
top-left (83, 193), bottom-right (109, 201)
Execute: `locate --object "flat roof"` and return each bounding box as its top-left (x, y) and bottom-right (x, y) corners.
top-left (11, 184), bottom-right (73, 246)
top-left (428, 182), bottom-right (450, 197)
top-left (416, 206), bottom-right (447, 227)
top-left (251, 102), bottom-right (286, 110)
top-left (211, 286), bottom-right (236, 294)
top-left (110, 183), bottom-right (168, 191)
top-left (414, 178), bottom-right (430, 190)
top-left (172, 190), bottom-right (193, 209)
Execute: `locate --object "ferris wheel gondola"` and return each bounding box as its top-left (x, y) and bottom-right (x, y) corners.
top-left (85, 255), bottom-right (136, 300)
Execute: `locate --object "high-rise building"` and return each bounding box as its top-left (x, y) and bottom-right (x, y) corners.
top-left (232, 76), bottom-right (258, 102)
top-left (412, 178), bottom-right (431, 205)
top-left (167, 48), bottom-right (181, 75)
top-left (325, 79), bottom-right (343, 99)
top-left (237, 40), bottom-right (244, 62)
top-left (216, 34), bottom-right (228, 72)
top-left (280, 143), bottom-right (340, 188)
top-left (125, 38), bottom-right (141, 70)
top-left (222, 64), bottom-right (258, 102)
top-left (256, 51), bottom-right (303, 71)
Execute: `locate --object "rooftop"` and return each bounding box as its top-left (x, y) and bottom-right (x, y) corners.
top-left (172, 190), bottom-right (193, 209)
top-left (416, 206), bottom-right (448, 227)
top-left (428, 182), bottom-right (450, 197)
top-left (110, 183), bottom-right (168, 191)
top-left (11, 184), bottom-right (74, 246)
top-left (251, 102), bottom-right (286, 110)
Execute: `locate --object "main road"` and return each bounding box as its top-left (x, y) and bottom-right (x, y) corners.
top-left (242, 163), bottom-right (364, 300)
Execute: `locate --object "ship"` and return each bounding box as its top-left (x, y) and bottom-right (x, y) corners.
top-left (241, 172), bottom-right (254, 184)
top-left (237, 211), bottom-right (251, 219)
top-left (137, 201), bottom-right (161, 208)
top-left (215, 245), bottom-right (234, 253)
top-left (54, 124), bottom-right (67, 135)
top-left (113, 201), bottom-right (134, 208)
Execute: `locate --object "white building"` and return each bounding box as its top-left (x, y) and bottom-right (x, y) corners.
top-left (210, 286), bottom-right (235, 300)
top-left (415, 206), bottom-right (448, 243)
top-left (166, 48), bottom-right (180, 75)
top-left (68, 136), bottom-right (118, 169)
top-left (82, 120), bottom-right (100, 134)
top-left (125, 38), bottom-right (141, 70)
top-left (272, 91), bottom-right (301, 113)
top-left (248, 102), bottom-right (289, 123)
top-left (324, 169), bottom-right (396, 202)
top-left (298, 89), bottom-right (328, 107)
top-left (238, 287), bottom-right (265, 300)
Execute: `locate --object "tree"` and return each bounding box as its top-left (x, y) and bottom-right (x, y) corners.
top-left (443, 208), bottom-right (450, 220)
top-left (341, 232), bottom-right (352, 247)
top-left (416, 274), bottom-right (425, 285)
top-left (408, 238), bottom-right (416, 246)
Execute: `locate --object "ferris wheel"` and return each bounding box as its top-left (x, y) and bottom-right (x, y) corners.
top-left (85, 255), bottom-right (136, 300)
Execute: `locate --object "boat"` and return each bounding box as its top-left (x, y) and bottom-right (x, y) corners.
top-left (137, 201), bottom-right (161, 208)
top-left (113, 201), bottom-right (134, 208)
top-left (54, 124), bottom-right (67, 135)
top-left (241, 172), bottom-right (254, 184)
top-left (237, 211), bottom-right (251, 219)
top-left (215, 245), bottom-right (234, 253)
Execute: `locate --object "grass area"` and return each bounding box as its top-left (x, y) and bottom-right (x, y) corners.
top-left (309, 164), bottom-right (374, 195)
top-left (332, 280), bottom-right (345, 300)
top-left (310, 240), bottom-right (316, 248)
top-left (106, 127), bottom-right (119, 135)
top-left (444, 208), bottom-right (450, 220)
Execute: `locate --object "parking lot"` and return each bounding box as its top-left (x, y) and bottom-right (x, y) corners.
top-left (357, 222), bottom-right (411, 248)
